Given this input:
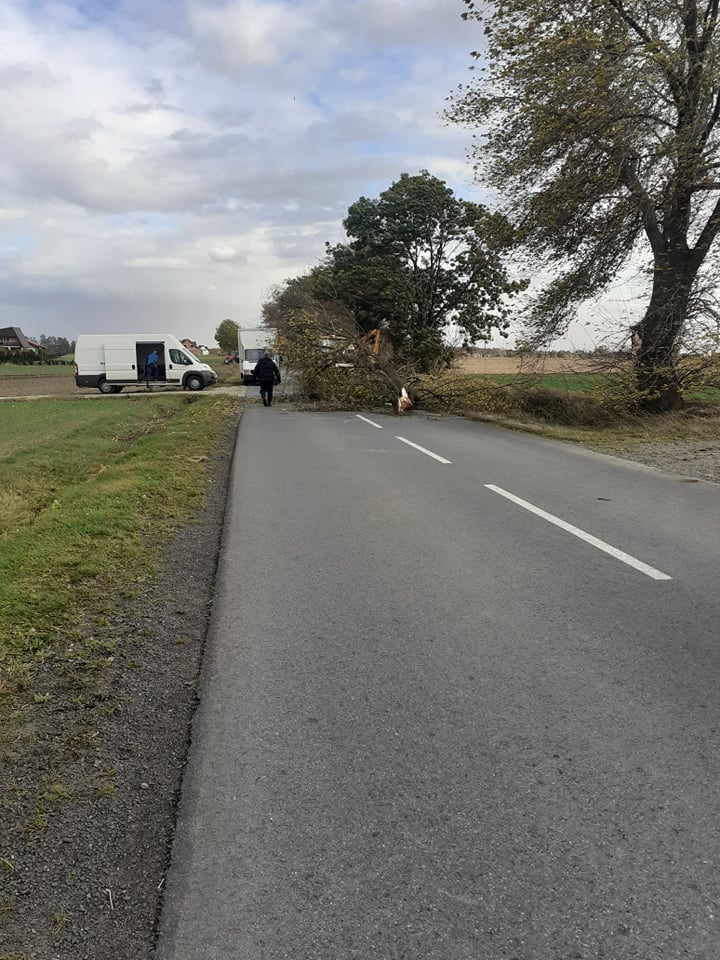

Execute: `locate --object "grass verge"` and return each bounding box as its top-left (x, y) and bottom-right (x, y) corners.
top-left (415, 368), bottom-right (720, 437)
top-left (0, 392), bottom-right (238, 731)
top-left (0, 363), bottom-right (74, 379)
top-left (475, 404), bottom-right (720, 448)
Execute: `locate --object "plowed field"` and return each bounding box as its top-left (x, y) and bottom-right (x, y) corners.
top-left (0, 375), bottom-right (77, 397)
top-left (456, 355), bottom-right (598, 374)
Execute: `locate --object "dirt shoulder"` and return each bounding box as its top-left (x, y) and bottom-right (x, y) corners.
top-left (588, 438), bottom-right (720, 484)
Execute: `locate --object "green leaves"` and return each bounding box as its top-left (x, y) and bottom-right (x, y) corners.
top-left (214, 318), bottom-right (239, 355)
top-left (261, 171), bottom-right (524, 380)
top-left (448, 0), bottom-right (720, 408)
top-left (321, 171), bottom-right (524, 368)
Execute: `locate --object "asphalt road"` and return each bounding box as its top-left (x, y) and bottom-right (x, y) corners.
top-left (155, 409), bottom-right (720, 960)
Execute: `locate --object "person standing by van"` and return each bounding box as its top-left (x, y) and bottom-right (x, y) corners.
top-left (252, 348), bottom-right (281, 406)
top-left (146, 349), bottom-right (160, 380)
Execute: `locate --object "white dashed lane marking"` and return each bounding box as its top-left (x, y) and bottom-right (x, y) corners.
top-left (395, 436), bottom-right (452, 465)
top-left (355, 414), bottom-right (383, 429)
top-left (485, 484), bottom-right (673, 581)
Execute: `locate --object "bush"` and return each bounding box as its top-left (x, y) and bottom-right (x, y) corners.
top-left (414, 372), bottom-right (628, 426)
top-left (415, 372), bottom-right (517, 415)
top-left (296, 365), bottom-right (388, 408)
top-left (0, 349), bottom-right (45, 365)
top-left (511, 387), bottom-right (613, 425)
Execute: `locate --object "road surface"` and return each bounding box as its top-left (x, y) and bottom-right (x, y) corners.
top-left (155, 409), bottom-right (720, 959)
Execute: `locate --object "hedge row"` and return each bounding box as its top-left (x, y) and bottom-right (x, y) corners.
top-left (0, 350), bottom-right (72, 365)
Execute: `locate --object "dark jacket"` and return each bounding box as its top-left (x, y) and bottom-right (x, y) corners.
top-left (253, 355), bottom-right (281, 385)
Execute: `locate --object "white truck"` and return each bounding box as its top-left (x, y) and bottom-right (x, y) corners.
top-left (237, 326), bottom-right (277, 385)
top-left (74, 334), bottom-right (218, 394)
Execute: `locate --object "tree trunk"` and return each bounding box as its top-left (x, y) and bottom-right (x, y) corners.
top-left (633, 255), bottom-right (693, 413)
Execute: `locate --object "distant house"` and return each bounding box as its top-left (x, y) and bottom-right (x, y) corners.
top-left (0, 326), bottom-right (37, 351)
top-left (181, 338), bottom-right (200, 356)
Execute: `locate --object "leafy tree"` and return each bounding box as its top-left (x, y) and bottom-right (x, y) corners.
top-left (314, 171), bottom-right (525, 369)
top-left (262, 276), bottom-right (331, 338)
top-left (38, 335), bottom-right (73, 356)
top-left (447, 0), bottom-right (720, 411)
top-left (262, 275), bottom-right (425, 409)
top-left (215, 318), bottom-right (239, 354)
top-left (262, 278), bottom-right (370, 398)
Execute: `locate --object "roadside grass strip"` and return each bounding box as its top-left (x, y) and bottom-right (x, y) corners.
top-left (0, 362), bottom-right (74, 379)
top-left (0, 395), bottom-right (238, 668)
top-left (0, 392), bottom-right (238, 877)
top-left (485, 484), bottom-right (673, 581)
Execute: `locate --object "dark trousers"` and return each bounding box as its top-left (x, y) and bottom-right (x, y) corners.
top-left (259, 380), bottom-right (275, 404)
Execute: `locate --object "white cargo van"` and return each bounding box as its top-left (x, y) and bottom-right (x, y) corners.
top-left (237, 327), bottom-right (276, 385)
top-left (74, 334), bottom-right (217, 394)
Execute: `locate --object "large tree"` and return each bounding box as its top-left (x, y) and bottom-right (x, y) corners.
top-left (38, 335), bottom-right (73, 357)
top-left (214, 318), bottom-right (239, 354)
top-left (314, 171), bottom-right (524, 368)
top-left (448, 0), bottom-right (720, 410)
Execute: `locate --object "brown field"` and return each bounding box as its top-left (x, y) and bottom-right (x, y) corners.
top-left (0, 375), bottom-right (77, 397)
top-left (455, 355), bottom-right (600, 375)
top-left (0, 377), bottom-right (247, 400)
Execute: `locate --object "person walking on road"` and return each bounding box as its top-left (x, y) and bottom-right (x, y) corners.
top-left (252, 348), bottom-right (281, 406)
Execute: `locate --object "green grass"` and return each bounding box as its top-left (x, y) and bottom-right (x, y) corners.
top-left (468, 405), bottom-right (720, 447)
top-left (475, 372), bottom-right (604, 393)
top-left (207, 354), bottom-right (242, 386)
top-left (472, 370), bottom-right (720, 402)
top-left (690, 385), bottom-right (720, 401)
top-left (0, 395), bottom-right (238, 663)
top-left (0, 391), bottom-right (238, 862)
top-left (0, 363), bottom-right (73, 378)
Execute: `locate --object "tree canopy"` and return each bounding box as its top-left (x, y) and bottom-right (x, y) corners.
top-left (309, 171), bottom-right (525, 369)
top-left (447, 0), bottom-right (720, 409)
top-left (215, 318), bottom-right (239, 354)
top-left (38, 335), bottom-right (74, 356)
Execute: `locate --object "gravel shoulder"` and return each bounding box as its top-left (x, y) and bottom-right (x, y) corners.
top-left (585, 438), bottom-right (720, 485)
top-left (2, 391), bottom-right (718, 959)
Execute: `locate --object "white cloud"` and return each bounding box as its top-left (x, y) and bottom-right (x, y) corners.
top-left (188, 0), bottom-right (336, 71)
top-left (208, 244), bottom-right (244, 262)
top-left (125, 256), bottom-right (193, 269)
top-left (0, 0), bottom-right (542, 348)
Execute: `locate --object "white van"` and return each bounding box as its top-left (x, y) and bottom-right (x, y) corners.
top-left (74, 334), bottom-right (218, 394)
top-left (237, 327), bottom-right (276, 385)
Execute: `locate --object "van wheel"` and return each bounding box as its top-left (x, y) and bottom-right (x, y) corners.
top-left (99, 380), bottom-right (117, 394)
top-left (185, 374), bottom-right (204, 391)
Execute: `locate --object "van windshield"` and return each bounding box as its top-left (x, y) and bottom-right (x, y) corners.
top-left (244, 348), bottom-right (268, 362)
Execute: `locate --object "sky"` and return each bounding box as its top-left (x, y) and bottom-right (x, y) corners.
top-left (0, 0), bottom-right (624, 351)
